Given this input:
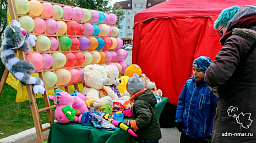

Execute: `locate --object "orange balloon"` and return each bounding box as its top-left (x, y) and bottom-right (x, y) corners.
top-left (98, 51), bottom-right (106, 64)
top-left (89, 51), bottom-right (101, 64)
top-left (56, 69), bottom-right (71, 85)
top-left (88, 37), bottom-right (98, 51)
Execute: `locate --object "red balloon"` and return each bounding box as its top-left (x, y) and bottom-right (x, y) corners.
top-left (74, 52), bottom-right (85, 66)
top-left (70, 37), bottom-right (80, 50)
top-left (64, 52), bottom-right (76, 67)
top-left (77, 24), bottom-right (84, 35)
top-left (66, 21), bottom-right (79, 35)
top-left (102, 37), bottom-right (113, 50)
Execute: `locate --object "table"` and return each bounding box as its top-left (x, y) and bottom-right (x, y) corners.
top-left (47, 97), bottom-right (168, 143)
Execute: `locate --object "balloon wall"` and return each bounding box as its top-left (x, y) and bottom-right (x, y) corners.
top-left (16, 0), bottom-right (127, 89)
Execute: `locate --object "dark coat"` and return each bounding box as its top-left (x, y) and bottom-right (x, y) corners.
top-left (132, 88), bottom-right (162, 142)
top-left (205, 28), bottom-right (256, 142)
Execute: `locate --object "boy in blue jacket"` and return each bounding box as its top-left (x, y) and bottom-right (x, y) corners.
top-left (175, 56), bottom-right (217, 143)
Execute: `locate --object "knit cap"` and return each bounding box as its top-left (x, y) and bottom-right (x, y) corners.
top-left (192, 56), bottom-right (212, 73)
top-left (127, 73), bottom-right (144, 94)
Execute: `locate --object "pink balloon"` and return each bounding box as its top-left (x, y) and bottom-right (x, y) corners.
top-left (115, 38), bottom-right (123, 49)
top-left (107, 26), bottom-right (113, 37)
top-left (73, 7), bottom-right (84, 21)
top-left (89, 10), bottom-right (99, 23)
top-left (42, 53), bottom-right (53, 70)
top-left (42, 3), bottom-right (54, 18)
top-left (108, 14), bottom-right (117, 25)
top-left (104, 51), bottom-right (112, 63)
top-left (49, 37), bottom-right (59, 51)
top-left (76, 68), bottom-right (84, 82)
top-left (110, 51), bottom-right (117, 62)
top-left (33, 18), bottom-right (46, 34)
top-left (68, 68), bottom-right (80, 84)
top-left (103, 13), bottom-right (109, 24)
top-left (45, 19), bottom-right (58, 34)
top-left (116, 49), bottom-right (128, 62)
top-left (63, 6), bottom-right (74, 20)
top-left (26, 53), bottom-right (45, 71)
top-left (83, 23), bottom-right (94, 36)
top-left (118, 62), bottom-right (128, 74)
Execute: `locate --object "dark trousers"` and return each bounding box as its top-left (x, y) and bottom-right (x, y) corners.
top-left (180, 132), bottom-right (209, 143)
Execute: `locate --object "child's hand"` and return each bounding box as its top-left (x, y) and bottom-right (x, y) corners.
top-left (175, 122), bottom-right (184, 132)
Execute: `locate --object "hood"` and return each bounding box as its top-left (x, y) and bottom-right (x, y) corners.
top-left (135, 88), bottom-right (157, 106)
top-left (232, 28), bottom-right (256, 43)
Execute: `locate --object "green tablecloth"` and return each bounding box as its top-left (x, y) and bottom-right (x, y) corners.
top-left (48, 97), bottom-right (168, 143)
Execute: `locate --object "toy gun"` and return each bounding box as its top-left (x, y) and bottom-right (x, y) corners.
top-left (108, 118), bottom-right (137, 137)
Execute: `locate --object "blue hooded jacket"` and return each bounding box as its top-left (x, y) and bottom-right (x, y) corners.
top-left (175, 76), bottom-right (217, 140)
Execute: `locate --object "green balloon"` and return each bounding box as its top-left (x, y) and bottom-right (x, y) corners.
top-left (53, 5), bottom-right (63, 19)
top-left (15, 0), bottom-right (30, 14)
top-left (19, 16), bottom-right (35, 32)
top-left (52, 52), bottom-right (66, 68)
top-left (59, 36), bottom-right (72, 51)
top-left (43, 71), bottom-right (57, 88)
top-left (36, 36), bottom-right (51, 51)
top-left (82, 51), bottom-right (93, 66)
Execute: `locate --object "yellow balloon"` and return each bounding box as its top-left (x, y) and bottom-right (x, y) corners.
top-left (19, 16), bottom-right (35, 32)
top-left (98, 24), bottom-right (110, 37)
top-left (15, 0), bottom-right (30, 14)
top-left (53, 5), bottom-right (63, 19)
top-left (89, 51), bottom-right (101, 64)
top-left (43, 71), bottom-right (57, 87)
top-left (111, 26), bottom-right (119, 37)
top-left (82, 51), bottom-right (93, 66)
top-left (57, 21), bottom-right (67, 35)
top-left (110, 37), bottom-right (117, 49)
top-left (36, 36), bottom-right (51, 51)
top-left (29, 0), bottom-right (43, 16)
top-left (81, 9), bottom-right (91, 22)
top-left (56, 69), bottom-right (71, 85)
top-left (52, 52), bottom-right (66, 68)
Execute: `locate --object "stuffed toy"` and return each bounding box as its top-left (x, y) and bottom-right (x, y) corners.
top-left (124, 64), bottom-right (142, 77)
top-left (70, 90), bottom-right (89, 115)
top-left (105, 65), bottom-right (121, 98)
top-left (0, 20), bottom-right (44, 94)
top-left (117, 75), bottom-right (129, 94)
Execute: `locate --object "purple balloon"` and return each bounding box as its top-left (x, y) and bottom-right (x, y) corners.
top-left (89, 10), bottom-right (99, 23)
top-left (42, 53), bottom-right (53, 70)
top-left (49, 37), bottom-right (59, 51)
top-left (76, 68), bottom-right (84, 82)
top-left (115, 49), bottom-right (128, 61)
top-left (111, 51), bottom-right (117, 62)
top-left (104, 51), bottom-right (112, 63)
top-left (63, 6), bottom-right (74, 20)
top-left (78, 37), bottom-right (90, 50)
top-left (108, 14), bottom-right (117, 25)
top-left (118, 61), bottom-right (128, 74)
top-left (115, 38), bottom-right (123, 49)
top-left (107, 26), bottom-right (113, 37)
top-left (83, 23), bottom-right (94, 36)
top-left (103, 13), bottom-right (109, 24)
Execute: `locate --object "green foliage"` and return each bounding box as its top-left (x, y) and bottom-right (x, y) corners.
top-left (76, 0), bottom-right (111, 12)
top-left (0, 0), bottom-right (7, 37)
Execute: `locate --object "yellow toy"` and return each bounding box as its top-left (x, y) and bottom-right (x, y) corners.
top-left (124, 64), bottom-right (142, 77)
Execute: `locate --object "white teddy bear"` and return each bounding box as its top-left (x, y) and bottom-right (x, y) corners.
top-left (105, 65), bottom-right (121, 99)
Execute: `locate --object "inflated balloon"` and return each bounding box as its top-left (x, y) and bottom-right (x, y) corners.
top-left (66, 21), bottom-right (79, 35)
top-left (112, 26), bottom-right (120, 37)
top-left (15, 0), bottom-right (30, 15)
top-left (52, 52), bottom-right (66, 68)
top-left (19, 16), bottom-right (35, 32)
top-left (45, 19), bottom-right (58, 34)
top-left (26, 53), bottom-right (45, 71)
top-left (41, 53), bottom-right (53, 70)
top-left (82, 51), bottom-right (93, 66)
top-left (68, 68), bottom-right (80, 84)
top-left (100, 64), bottom-right (107, 67)
top-left (104, 51), bottom-right (112, 63)
top-left (29, 0), bottom-right (43, 16)
top-left (115, 38), bottom-right (123, 49)
top-left (98, 51), bottom-right (106, 64)
top-left (76, 68), bottom-right (84, 82)
top-left (111, 51), bottom-right (117, 62)
top-left (95, 37), bottom-right (105, 50)
top-left (108, 14), bottom-right (117, 25)
top-left (42, 3), bottom-right (54, 17)
top-left (64, 52), bottom-right (76, 67)
top-left (70, 37), bottom-right (80, 50)
top-left (53, 5), bottom-right (63, 19)
top-left (118, 61), bottom-right (128, 74)
top-left (116, 49), bottom-right (128, 61)
top-left (56, 69), bottom-right (71, 85)
top-left (103, 13), bottom-right (109, 24)
top-left (77, 24), bottom-right (84, 35)
top-left (97, 12), bottom-right (105, 23)
top-left (73, 7), bottom-right (84, 21)
top-left (36, 35), bottom-right (51, 51)
top-left (81, 9), bottom-right (91, 22)
top-left (59, 36), bottom-right (72, 51)
top-left (110, 37), bottom-right (117, 49)
top-left (83, 23), bottom-right (94, 36)
top-left (98, 24), bottom-right (110, 37)
top-left (63, 6), bottom-right (74, 20)
top-left (56, 21), bottom-right (67, 35)
top-left (115, 63), bottom-right (122, 73)
top-left (74, 52), bottom-right (85, 66)
top-left (33, 18), bottom-right (46, 34)
top-left (107, 26), bottom-right (113, 37)
top-left (89, 10), bottom-right (99, 23)
top-left (102, 37), bottom-right (113, 50)
top-left (78, 37), bottom-right (90, 50)
top-left (43, 71), bottom-right (57, 87)
top-left (89, 51), bottom-right (101, 64)
top-left (92, 24), bottom-right (100, 36)
top-left (88, 37), bottom-right (98, 51)
top-left (49, 37), bottom-right (59, 51)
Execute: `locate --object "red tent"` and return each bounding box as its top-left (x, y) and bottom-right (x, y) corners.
top-left (133, 0), bottom-right (256, 105)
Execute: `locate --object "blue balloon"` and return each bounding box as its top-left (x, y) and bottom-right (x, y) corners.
top-left (92, 24), bottom-right (100, 36)
top-left (97, 12), bottom-right (106, 24)
top-left (95, 37), bottom-right (105, 50)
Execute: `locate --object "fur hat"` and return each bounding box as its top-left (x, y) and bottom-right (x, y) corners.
top-left (127, 73), bottom-right (144, 94)
top-left (192, 56), bottom-right (212, 73)
top-left (214, 6), bottom-right (240, 29)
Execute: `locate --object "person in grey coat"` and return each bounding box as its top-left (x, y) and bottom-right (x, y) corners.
top-left (205, 5), bottom-right (256, 143)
